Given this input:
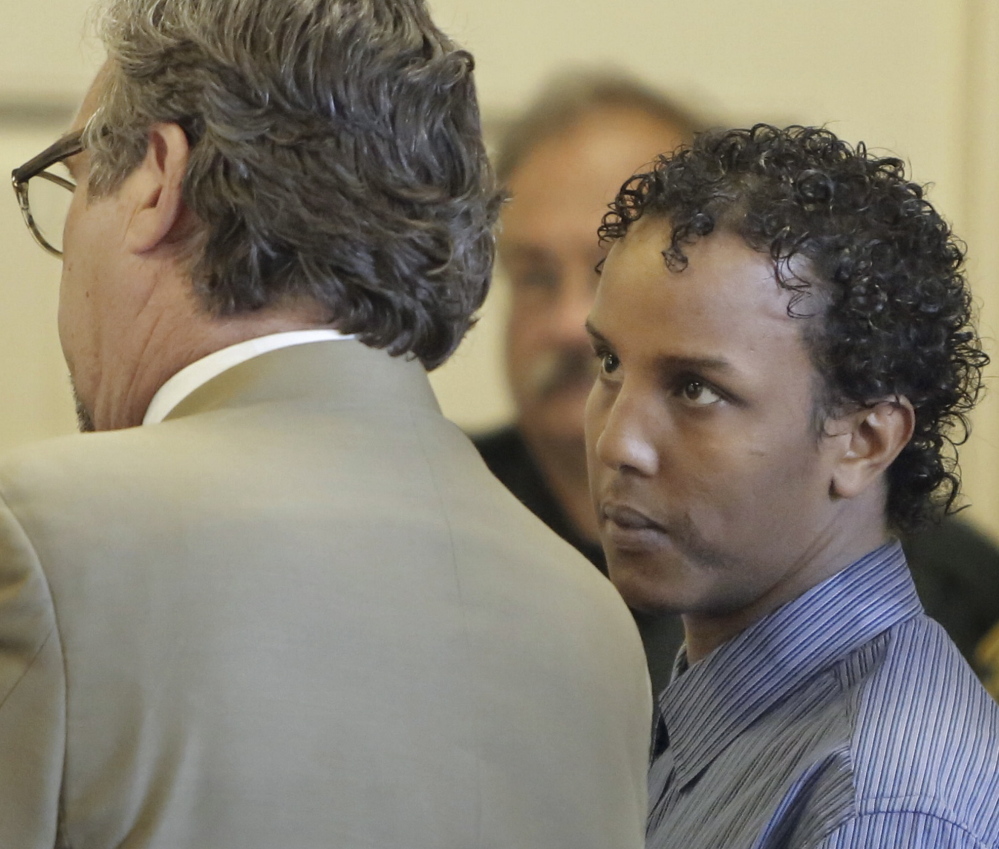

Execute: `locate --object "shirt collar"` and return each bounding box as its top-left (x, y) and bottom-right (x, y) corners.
top-left (659, 540), bottom-right (922, 788)
top-left (143, 329), bottom-right (355, 425)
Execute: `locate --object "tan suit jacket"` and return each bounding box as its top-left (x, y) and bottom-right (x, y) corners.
top-left (0, 340), bottom-right (651, 848)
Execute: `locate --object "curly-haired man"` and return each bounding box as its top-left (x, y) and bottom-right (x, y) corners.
top-left (1, 1), bottom-right (653, 846)
top-left (585, 124), bottom-right (999, 848)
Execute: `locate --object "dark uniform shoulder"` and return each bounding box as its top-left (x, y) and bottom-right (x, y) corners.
top-left (903, 516), bottom-right (999, 665)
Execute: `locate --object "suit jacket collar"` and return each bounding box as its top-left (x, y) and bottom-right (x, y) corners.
top-left (163, 338), bottom-right (440, 421)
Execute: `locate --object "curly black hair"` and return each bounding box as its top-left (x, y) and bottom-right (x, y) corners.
top-left (598, 124), bottom-right (988, 532)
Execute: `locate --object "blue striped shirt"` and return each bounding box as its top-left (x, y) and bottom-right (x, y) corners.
top-left (647, 541), bottom-right (999, 848)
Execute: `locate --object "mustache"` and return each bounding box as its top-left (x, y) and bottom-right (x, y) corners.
top-left (524, 347), bottom-right (599, 400)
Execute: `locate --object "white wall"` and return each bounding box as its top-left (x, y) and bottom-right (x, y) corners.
top-left (1, 0), bottom-right (995, 538)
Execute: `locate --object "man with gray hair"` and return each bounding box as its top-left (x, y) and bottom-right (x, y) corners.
top-left (3, 2), bottom-right (652, 846)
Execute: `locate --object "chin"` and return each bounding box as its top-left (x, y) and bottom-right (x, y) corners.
top-left (605, 556), bottom-right (679, 615)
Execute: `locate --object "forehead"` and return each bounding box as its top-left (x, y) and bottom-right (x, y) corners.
top-left (501, 109), bottom-right (688, 247)
top-left (592, 219), bottom-right (811, 363)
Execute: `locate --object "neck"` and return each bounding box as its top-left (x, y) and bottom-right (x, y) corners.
top-left (89, 295), bottom-right (331, 431)
top-left (682, 505), bottom-right (891, 664)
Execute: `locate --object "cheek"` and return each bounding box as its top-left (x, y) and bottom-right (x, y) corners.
top-left (503, 323), bottom-right (530, 384)
top-left (62, 185), bottom-right (92, 246)
top-left (583, 382), bottom-right (618, 471)
top-left (57, 243), bottom-right (100, 365)
top-left (583, 380), bottom-right (603, 433)
top-left (693, 434), bottom-right (825, 530)
top-left (57, 276), bottom-right (87, 351)
top-left (663, 427), bottom-right (774, 510)
top-left (512, 312), bottom-right (549, 348)
top-left (583, 391), bottom-right (602, 457)
top-left (57, 292), bottom-right (81, 373)
top-left (505, 311), bottom-right (551, 376)
top-left (58, 258), bottom-right (80, 326)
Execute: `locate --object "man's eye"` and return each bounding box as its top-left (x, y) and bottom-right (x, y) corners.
top-left (680, 379), bottom-right (721, 406)
top-left (600, 351), bottom-right (620, 375)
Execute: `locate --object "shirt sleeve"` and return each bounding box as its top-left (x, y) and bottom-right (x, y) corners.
top-left (0, 493), bottom-right (65, 848)
top-left (812, 811), bottom-right (994, 849)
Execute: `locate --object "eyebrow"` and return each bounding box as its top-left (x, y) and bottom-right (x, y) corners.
top-left (585, 320), bottom-right (607, 344)
top-left (585, 320), bottom-right (734, 374)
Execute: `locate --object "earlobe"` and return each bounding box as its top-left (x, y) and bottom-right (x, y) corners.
top-left (829, 398), bottom-right (915, 500)
top-left (124, 123), bottom-right (190, 254)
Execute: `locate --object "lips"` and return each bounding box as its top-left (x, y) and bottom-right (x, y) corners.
top-left (600, 502), bottom-right (669, 552)
top-left (603, 503), bottom-right (663, 530)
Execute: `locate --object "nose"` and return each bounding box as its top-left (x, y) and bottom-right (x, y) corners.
top-left (591, 382), bottom-right (659, 478)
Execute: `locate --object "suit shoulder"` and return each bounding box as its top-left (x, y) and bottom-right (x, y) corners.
top-left (0, 427), bottom-right (159, 493)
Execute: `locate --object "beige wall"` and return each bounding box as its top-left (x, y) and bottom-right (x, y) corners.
top-left (427, 0), bottom-right (999, 544)
top-left (0, 132), bottom-right (78, 446)
top-left (952, 0), bottom-right (999, 543)
top-left (1, 0), bottom-right (995, 539)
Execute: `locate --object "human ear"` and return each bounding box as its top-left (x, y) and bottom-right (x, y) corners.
top-left (124, 122), bottom-right (191, 254)
top-left (829, 397), bottom-right (915, 499)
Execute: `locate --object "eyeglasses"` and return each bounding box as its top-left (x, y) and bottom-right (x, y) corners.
top-left (11, 131), bottom-right (84, 258)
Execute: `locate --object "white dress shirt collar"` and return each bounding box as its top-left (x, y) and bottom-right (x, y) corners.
top-left (143, 329), bottom-right (355, 425)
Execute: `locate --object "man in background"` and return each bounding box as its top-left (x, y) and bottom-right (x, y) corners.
top-left (1, 2), bottom-right (652, 846)
top-left (475, 74), bottom-right (700, 692)
top-left (476, 72), bottom-right (999, 695)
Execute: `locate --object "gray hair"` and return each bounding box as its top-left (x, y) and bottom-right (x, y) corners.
top-left (495, 70), bottom-right (706, 186)
top-left (85, 0), bottom-right (501, 369)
